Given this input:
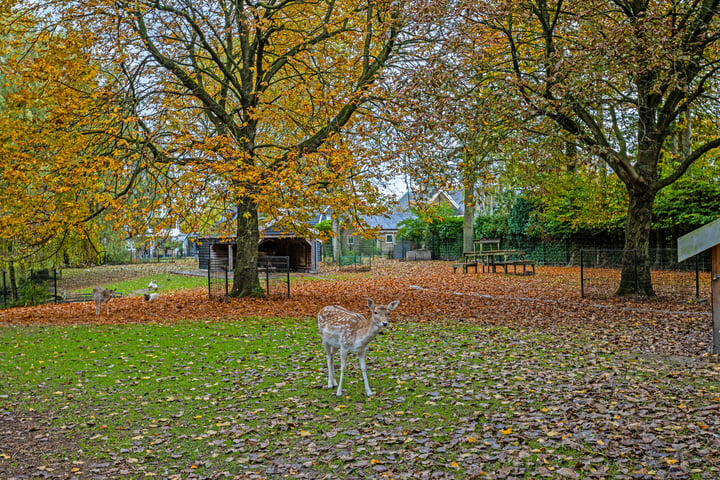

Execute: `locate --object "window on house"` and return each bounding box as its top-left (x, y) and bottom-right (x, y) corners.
top-left (385, 234), bottom-right (394, 244)
top-left (348, 236), bottom-right (354, 245)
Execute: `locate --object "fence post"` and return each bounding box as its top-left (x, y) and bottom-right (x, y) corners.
top-left (634, 250), bottom-right (638, 295)
top-left (2, 271), bottom-right (5, 308)
top-left (54, 268), bottom-right (58, 304)
top-left (285, 256), bottom-right (290, 298)
top-left (580, 249), bottom-right (585, 298)
top-left (265, 257), bottom-right (270, 297)
top-left (695, 255), bottom-right (700, 299)
top-left (207, 261), bottom-right (211, 299)
top-left (224, 265), bottom-right (229, 301)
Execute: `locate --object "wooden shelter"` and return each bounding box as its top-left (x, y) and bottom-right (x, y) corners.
top-left (198, 229), bottom-right (320, 274)
top-left (678, 218), bottom-right (720, 355)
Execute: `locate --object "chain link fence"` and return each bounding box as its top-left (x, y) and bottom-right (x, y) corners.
top-left (208, 256), bottom-right (291, 300)
top-left (338, 255), bottom-right (372, 272)
top-left (258, 256), bottom-right (290, 298)
top-left (1, 268), bottom-right (60, 309)
top-left (579, 248), bottom-right (710, 300)
top-left (208, 258), bottom-right (230, 302)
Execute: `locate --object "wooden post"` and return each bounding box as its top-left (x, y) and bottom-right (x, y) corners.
top-left (678, 218), bottom-right (720, 356)
top-left (713, 246), bottom-right (720, 355)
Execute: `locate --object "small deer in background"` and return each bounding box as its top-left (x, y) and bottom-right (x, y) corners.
top-left (318, 298), bottom-right (400, 397)
top-left (92, 287), bottom-right (117, 315)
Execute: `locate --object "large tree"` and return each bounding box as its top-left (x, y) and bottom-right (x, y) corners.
top-left (472, 0), bottom-right (720, 295)
top-left (58, 0), bottom-right (404, 297)
top-left (0, 4), bottom-right (136, 267)
top-left (379, 0), bottom-right (510, 253)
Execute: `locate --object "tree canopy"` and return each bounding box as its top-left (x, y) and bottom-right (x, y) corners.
top-left (443, 0), bottom-right (720, 295)
top-left (0, 4), bottom-right (135, 264)
top-left (49, 0), bottom-right (406, 296)
top-left (3, 0), bottom-right (720, 299)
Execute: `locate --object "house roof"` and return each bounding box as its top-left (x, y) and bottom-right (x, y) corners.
top-left (397, 190), bottom-right (466, 216)
top-left (363, 211), bottom-right (415, 231)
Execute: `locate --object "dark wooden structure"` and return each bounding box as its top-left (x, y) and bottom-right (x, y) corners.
top-left (198, 230), bottom-right (319, 274)
top-left (678, 219), bottom-right (720, 355)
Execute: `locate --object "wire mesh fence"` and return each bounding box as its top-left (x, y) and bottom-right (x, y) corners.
top-left (208, 256), bottom-right (291, 300)
top-left (258, 256), bottom-right (290, 298)
top-left (1, 268), bottom-right (60, 309)
top-left (208, 258), bottom-right (230, 302)
top-left (579, 248), bottom-right (710, 300)
top-left (338, 255), bottom-right (372, 272)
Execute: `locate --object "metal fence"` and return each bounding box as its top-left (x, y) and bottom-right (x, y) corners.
top-left (338, 255), bottom-right (372, 272)
top-left (208, 258), bottom-right (230, 302)
top-left (208, 256), bottom-right (291, 300)
top-left (1, 268), bottom-right (60, 309)
top-left (258, 256), bottom-right (290, 298)
top-left (579, 248), bottom-right (710, 300)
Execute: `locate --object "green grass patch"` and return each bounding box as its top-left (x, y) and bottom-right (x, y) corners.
top-left (75, 274), bottom-right (207, 296)
top-left (1, 320), bottom-right (718, 478)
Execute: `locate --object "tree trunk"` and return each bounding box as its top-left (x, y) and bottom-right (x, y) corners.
top-left (332, 217), bottom-right (340, 264)
top-left (230, 195), bottom-right (263, 297)
top-left (616, 189), bottom-right (655, 296)
top-left (463, 182), bottom-right (476, 254)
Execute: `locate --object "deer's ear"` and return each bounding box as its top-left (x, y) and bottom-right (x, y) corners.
top-left (387, 300), bottom-right (399, 311)
top-left (367, 298), bottom-right (375, 310)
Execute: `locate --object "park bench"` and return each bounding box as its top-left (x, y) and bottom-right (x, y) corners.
top-left (452, 262), bottom-right (478, 274)
top-left (62, 292), bottom-right (124, 303)
top-left (62, 292), bottom-right (95, 303)
top-left (509, 260), bottom-right (536, 275)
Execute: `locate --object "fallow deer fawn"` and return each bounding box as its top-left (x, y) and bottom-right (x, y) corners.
top-left (92, 287), bottom-right (117, 315)
top-left (318, 298), bottom-right (400, 397)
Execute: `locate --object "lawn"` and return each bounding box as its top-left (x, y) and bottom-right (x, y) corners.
top-left (1, 261), bottom-right (718, 479)
top-left (2, 319), bottom-right (719, 479)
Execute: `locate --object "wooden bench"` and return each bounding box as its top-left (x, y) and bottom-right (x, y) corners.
top-left (510, 260), bottom-right (535, 275)
top-left (62, 293), bottom-right (95, 303)
top-left (491, 260), bottom-right (511, 274)
top-left (452, 262), bottom-right (478, 273)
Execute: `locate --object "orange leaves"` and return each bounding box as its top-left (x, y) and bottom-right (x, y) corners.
top-left (0, 10), bottom-right (126, 251)
top-left (0, 259), bottom-right (710, 365)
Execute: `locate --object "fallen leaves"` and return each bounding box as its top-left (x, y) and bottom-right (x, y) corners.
top-left (0, 260), bottom-right (718, 478)
top-left (0, 261), bottom-right (712, 357)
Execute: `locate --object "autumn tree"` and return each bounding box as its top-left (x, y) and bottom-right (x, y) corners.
top-left (0, 3), bottom-right (140, 280)
top-left (377, 0), bottom-right (513, 254)
top-left (465, 0), bottom-right (720, 295)
top-left (55, 0), bottom-right (404, 297)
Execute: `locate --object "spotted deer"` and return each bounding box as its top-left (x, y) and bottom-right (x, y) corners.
top-left (318, 298), bottom-right (400, 397)
top-left (92, 287), bottom-right (117, 315)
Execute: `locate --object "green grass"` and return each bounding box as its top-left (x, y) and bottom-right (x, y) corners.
top-left (76, 274), bottom-right (207, 296)
top-left (1, 320), bottom-right (719, 478)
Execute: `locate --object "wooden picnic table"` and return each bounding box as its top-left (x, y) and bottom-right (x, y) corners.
top-left (473, 239), bottom-right (501, 252)
top-left (464, 249), bottom-right (535, 274)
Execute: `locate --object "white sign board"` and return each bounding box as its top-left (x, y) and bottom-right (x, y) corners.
top-left (677, 218), bottom-right (720, 262)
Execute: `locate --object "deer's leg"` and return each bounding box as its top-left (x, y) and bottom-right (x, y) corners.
top-left (106, 302), bottom-right (109, 315)
top-left (358, 349), bottom-right (373, 396)
top-left (95, 301), bottom-right (100, 315)
top-left (323, 344), bottom-right (337, 388)
top-left (336, 348), bottom-right (348, 397)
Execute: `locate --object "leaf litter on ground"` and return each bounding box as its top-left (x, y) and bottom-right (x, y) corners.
top-left (0, 260), bottom-right (718, 479)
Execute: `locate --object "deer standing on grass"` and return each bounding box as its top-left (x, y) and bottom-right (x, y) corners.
top-left (92, 287), bottom-right (117, 315)
top-left (318, 298), bottom-right (399, 397)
